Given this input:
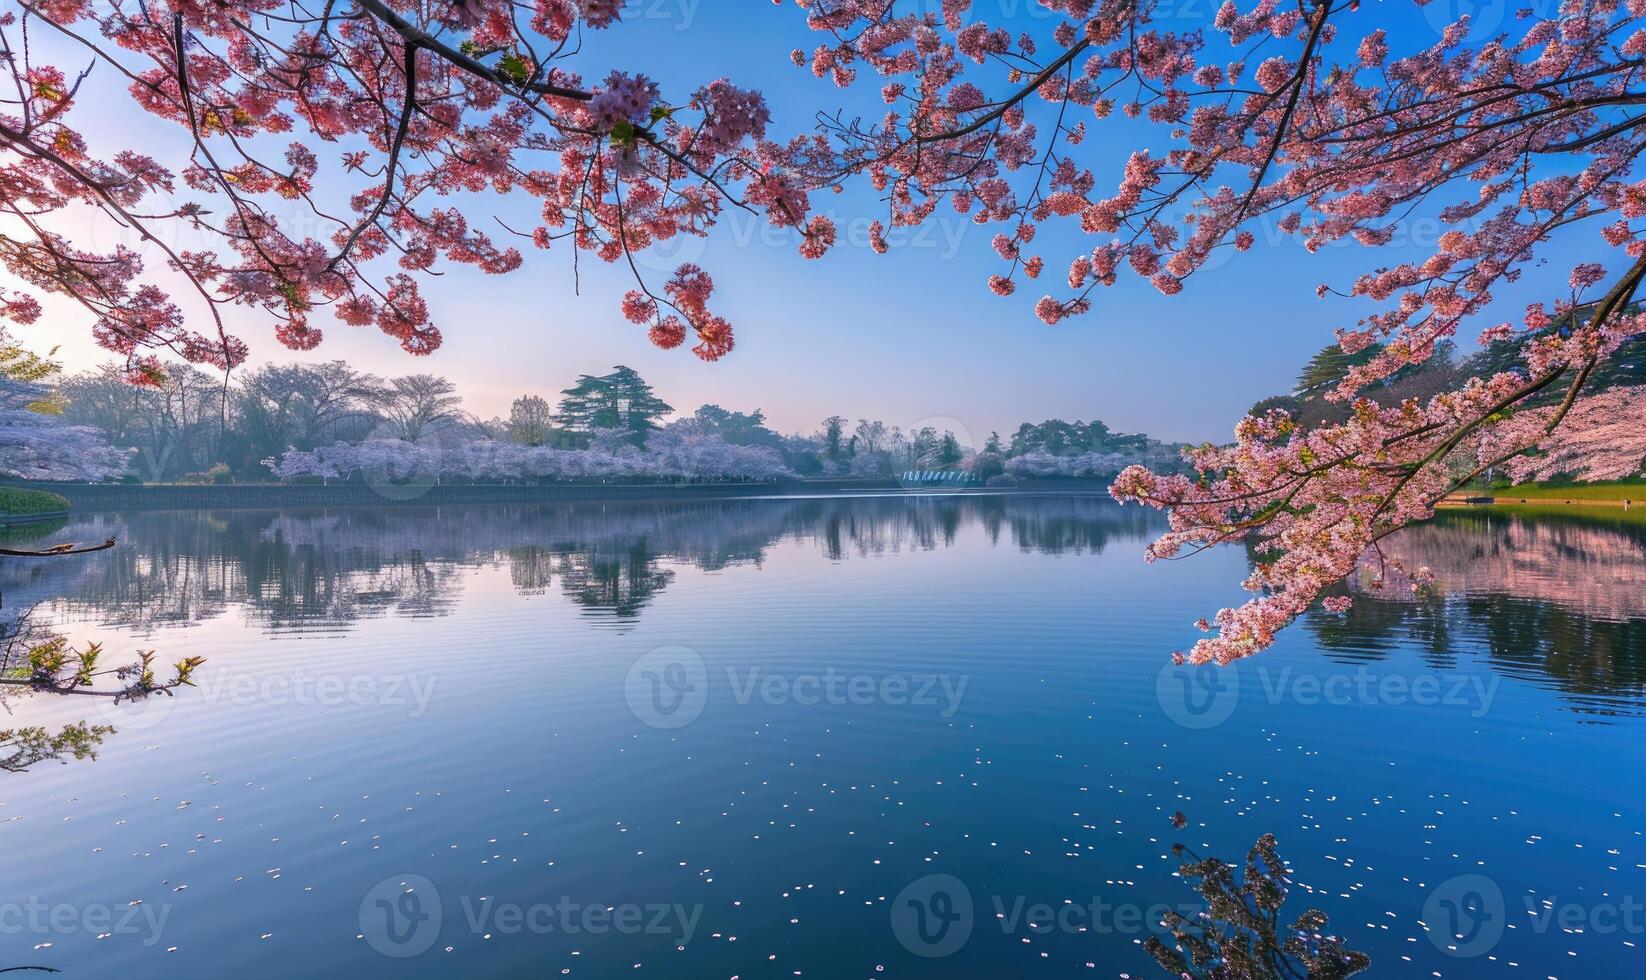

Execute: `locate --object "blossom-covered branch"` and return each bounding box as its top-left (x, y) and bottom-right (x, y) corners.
top-left (1110, 257), bottom-right (1646, 663)
top-left (1, 0), bottom-right (833, 378)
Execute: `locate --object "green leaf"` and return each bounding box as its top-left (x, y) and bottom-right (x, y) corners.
top-left (277, 281), bottom-right (309, 311)
top-left (498, 53), bottom-right (530, 85)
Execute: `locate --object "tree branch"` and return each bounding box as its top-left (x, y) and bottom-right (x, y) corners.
top-left (353, 0), bottom-right (591, 102)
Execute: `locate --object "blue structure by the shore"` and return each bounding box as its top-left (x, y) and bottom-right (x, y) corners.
top-left (898, 470), bottom-right (976, 487)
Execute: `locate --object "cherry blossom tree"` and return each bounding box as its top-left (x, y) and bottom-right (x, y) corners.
top-left (1496, 385), bottom-right (1646, 484)
top-left (0, 328), bottom-right (129, 480)
top-left (1007, 449), bottom-right (1164, 478)
top-left (10, 0), bottom-right (1646, 661)
top-left (0, 374), bottom-right (129, 479)
top-left (801, 0), bottom-right (1646, 663)
top-left (264, 430), bottom-right (793, 482)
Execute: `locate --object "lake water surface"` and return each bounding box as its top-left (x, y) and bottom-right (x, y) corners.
top-left (3, 494), bottom-right (1644, 978)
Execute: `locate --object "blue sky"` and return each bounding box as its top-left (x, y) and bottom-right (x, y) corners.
top-left (15, 0), bottom-right (1619, 444)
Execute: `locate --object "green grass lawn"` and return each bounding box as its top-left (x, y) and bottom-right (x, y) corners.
top-left (1489, 479), bottom-right (1646, 502)
top-left (0, 485), bottom-right (70, 517)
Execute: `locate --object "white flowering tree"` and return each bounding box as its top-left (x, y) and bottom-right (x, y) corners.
top-left (0, 330), bottom-right (130, 486)
top-left (1, 378), bottom-right (129, 482)
top-left (264, 433), bottom-right (792, 484)
top-left (1004, 451), bottom-right (1142, 480)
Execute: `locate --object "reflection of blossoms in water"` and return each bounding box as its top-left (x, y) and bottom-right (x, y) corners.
top-left (1354, 513), bottom-right (1646, 623)
top-left (1312, 512), bottom-right (1646, 718)
top-left (15, 513), bottom-right (463, 637)
top-left (1344, 555), bottom-right (1436, 603)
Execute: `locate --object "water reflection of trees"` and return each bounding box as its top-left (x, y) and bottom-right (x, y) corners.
top-left (1, 495), bottom-right (1157, 634)
top-left (12, 499), bottom-right (1646, 715)
top-left (551, 542), bottom-right (677, 620)
top-left (1, 512), bottom-right (466, 635)
top-left (1304, 510), bottom-right (1646, 717)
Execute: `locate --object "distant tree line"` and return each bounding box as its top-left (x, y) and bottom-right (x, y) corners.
top-left (960, 418), bottom-right (1180, 484)
top-left (29, 358), bottom-right (1185, 486)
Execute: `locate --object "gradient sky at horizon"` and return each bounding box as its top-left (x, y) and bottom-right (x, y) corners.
top-left (8, 0), bottom-right (1623, 445)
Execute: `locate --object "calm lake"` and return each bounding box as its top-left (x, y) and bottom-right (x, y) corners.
top-left (3, 494), bottom-right (1644, 978)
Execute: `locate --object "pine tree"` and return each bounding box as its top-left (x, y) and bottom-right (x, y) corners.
top-left (554, 366), bottom-right (673, 447)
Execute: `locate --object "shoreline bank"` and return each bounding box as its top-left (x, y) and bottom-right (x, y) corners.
top-left (1441, 494), bottom-right (1639, 510)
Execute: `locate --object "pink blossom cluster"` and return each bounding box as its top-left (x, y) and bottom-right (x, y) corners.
top-left (688, 80), bottom-right (773, 159)
top-left (577, 0), bottom-right (623, 29)
top-left (620, 263), bottom-right (735, 360)
top-left (589, 72), bottom-right (659, 133)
